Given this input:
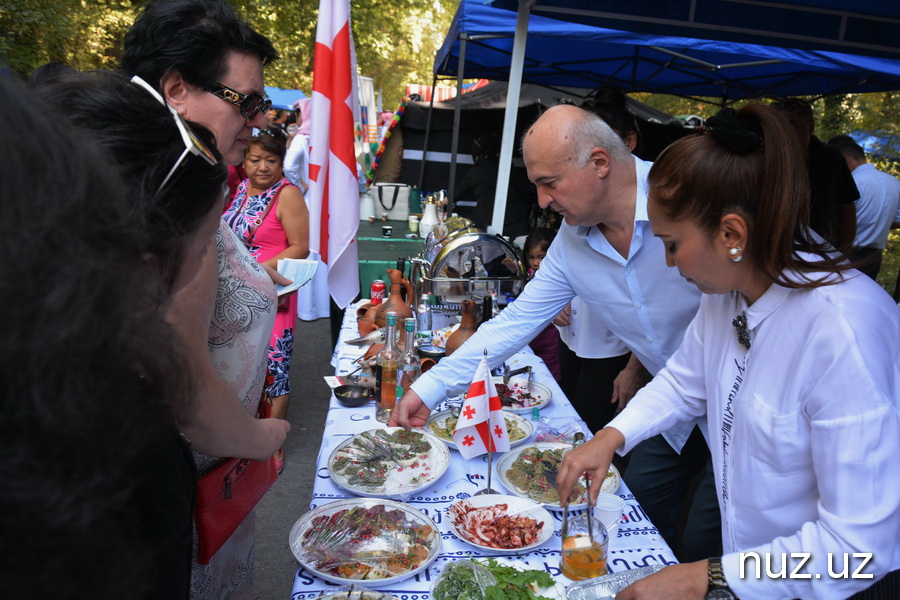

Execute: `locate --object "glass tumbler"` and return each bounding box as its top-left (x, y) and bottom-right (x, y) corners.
top-left (561, 513), bottom-right (609, 580)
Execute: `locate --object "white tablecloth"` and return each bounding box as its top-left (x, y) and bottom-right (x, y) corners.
top-left (290, 300), bottom-right (677, 599)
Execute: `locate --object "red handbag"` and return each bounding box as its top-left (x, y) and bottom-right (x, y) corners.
top-left (193, 394), bottom-right (279, 565)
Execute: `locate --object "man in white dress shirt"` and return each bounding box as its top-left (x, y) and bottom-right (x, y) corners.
top-left (392, 104), bottom-right (721, 559)
top-left (827, 134), bottom-right (900, 280)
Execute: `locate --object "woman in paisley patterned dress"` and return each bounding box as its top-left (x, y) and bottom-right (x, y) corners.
top-left (224, 127), bottom-right (310, 470)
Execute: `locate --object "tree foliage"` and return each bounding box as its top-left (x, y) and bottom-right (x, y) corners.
top-left (1, 0), bottom-right (453, 111)
top-left (2, 0), bottom-right (896, 169)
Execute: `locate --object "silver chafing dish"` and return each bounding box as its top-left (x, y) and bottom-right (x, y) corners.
top-left (410, 229), bottom-right (526, 305)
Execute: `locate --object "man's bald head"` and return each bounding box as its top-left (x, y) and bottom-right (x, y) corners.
top-left (522, 104), bottom-right (634, 228)
top-left (523, 104), bottom-right (630, 167)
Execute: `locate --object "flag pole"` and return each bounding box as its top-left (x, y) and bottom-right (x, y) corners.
top-left (474, 349), bottom-right (497, 496)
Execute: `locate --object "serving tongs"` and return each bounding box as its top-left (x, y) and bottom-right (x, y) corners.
top-left (501, 364), bottom-right (532, 386)
top-left (355, 431), bottom-right (402, 468)
top-left (560, 432), bottom-right (589, 539)
top-left (345, 328), bottom-right (386, 346)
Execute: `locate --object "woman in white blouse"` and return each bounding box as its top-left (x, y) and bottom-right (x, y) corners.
top-left (557, 103), bottom-right (900, 600)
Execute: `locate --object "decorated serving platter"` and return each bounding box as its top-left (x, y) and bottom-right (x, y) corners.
top-left (496, 442), bottom-right (621, 511)
top-left (426, 409), bottom-right (534, 450)
top-left (447, 494), bottom-right (554, 553)
top-left (289, 497), bottom-right (441, 587)
top-left (327, 427), bottom-right (450, 499)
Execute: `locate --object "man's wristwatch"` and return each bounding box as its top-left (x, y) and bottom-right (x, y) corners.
top-left (706, 557), bottom-right (738, 600)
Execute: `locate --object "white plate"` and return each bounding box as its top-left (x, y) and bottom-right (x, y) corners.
top-left (494, 376), bottom-right (552, 414)
top-left (426, 409), bottom-right (535, 450)
top-left (327, 427), bottom-right (450, 499)
top-left (496, 443), bottom-right (621, 511)
top-left (430, 558), bottom-right (565, 600)
top-left (447, 494), bottom-right (554, 553)
top-left (289, 498), bottom-right (441, 587)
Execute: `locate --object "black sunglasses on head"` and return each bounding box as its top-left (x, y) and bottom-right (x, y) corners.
top-left (204, 82), bottom-right (271, 120)
top-left (255, 127), bottom-right (286, 140)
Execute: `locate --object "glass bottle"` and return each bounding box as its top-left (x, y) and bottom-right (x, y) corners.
top-left (374, 312), bottom-right (400, 423)
top-left (399, 318), bottom-right (421, 396)
top-left (416, 294), bottom-right (433, 348)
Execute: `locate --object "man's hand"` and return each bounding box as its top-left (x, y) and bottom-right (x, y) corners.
top-left (611, 354), bottom-right (650, 414)
top-left (616, 562), bottom-right (708, 600)
top-left (556, 427), bottom-right (624, 506)
top-left (388, 389), bottom-right (431, 428)
top-left (552, 303), bottom-right (572, 328)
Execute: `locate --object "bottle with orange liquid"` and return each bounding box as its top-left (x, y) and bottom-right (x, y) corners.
top-left (374, 311), bottom-right (400, 423)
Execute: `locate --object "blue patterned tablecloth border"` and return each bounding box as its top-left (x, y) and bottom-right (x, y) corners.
top-left (291, 302), bottom-right (678, 598)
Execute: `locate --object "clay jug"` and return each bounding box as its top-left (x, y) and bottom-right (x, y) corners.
top-left (386, 268), bottom-right (414, 302)
top-left (444, 299), bottom-right (478, 356)
top-left (374, 271), bottom-right (414, 328)
top-left (356, 302), bottom-right (380, 336)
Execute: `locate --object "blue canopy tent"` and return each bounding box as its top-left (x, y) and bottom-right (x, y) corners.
top-left (435, 3), bottom-right (900, 101)
top-left (264, 86), bottom-right (306, 110)
top-left (432, 0), bottom-right (900, 233)
top-left (490, 1), bottom-right (900, 62)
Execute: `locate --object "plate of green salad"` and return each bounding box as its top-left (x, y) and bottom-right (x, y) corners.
top-left (430, 558), bottom-right (564, 600)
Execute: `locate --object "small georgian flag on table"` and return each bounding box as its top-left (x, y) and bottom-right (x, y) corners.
top-left (452, 355), bottom-right (510, 460)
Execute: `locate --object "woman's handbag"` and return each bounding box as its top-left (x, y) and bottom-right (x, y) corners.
top-left (372, 182), bottom-right (411, 221)
top-left (193, 393), bottom-right (279, 565)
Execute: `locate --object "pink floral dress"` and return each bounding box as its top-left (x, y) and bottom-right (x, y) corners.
top-left (223, 178), bottom-right (299, 396)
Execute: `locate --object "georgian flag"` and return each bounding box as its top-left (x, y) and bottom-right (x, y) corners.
top-left (308, 0), bottom-right (360, 309)
top-left (452, 355), bottom-right (510, 460)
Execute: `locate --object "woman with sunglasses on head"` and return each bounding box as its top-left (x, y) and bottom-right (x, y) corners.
top-left (555, 104), bottom-right (900, 600)
top-left (39, 68), bottom-right (291, 600)
top-left (10, 69), bottom-right (229, 598)
top-left (224, 127), bottom-right (310, 472)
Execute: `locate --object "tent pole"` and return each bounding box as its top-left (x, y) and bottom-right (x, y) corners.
top-left (491, 0), bottom-right (533, 235)
top-left (418, 74), bottom-right (441, 192)
top-left (448, 34), bottom-right (468, 214)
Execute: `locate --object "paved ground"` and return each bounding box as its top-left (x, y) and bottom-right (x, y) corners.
top-left (254, 316), bottom-right (334, 599)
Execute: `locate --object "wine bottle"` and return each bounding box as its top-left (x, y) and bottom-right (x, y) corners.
top-left (399, 318), bottom-right (421, 395)
top-left (374, 312), bottom-right (400, 423)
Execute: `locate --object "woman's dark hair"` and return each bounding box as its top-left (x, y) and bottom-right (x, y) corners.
top-left (524, 227), bottom-right (556, 254)
top-left (122, 0), bottom-right (279, 91)
top-left (36, 70), bottom-right (227, 294)
top-left (248, 127), bottom-right (288, 161)
top-left (0, 74), bottom-right (192, 597)
top-left (648, 103), bottom-right (849, 288)
top-left (581, 84), bottom-right (640, 144)
top-left (27, 61), bottom-right (76, 87)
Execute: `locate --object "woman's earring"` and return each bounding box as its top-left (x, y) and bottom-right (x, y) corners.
top-left (729, 246), bottom-right (743, 262)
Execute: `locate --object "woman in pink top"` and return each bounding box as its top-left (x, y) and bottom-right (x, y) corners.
top-left (224, 127), bottom-right (309, 471)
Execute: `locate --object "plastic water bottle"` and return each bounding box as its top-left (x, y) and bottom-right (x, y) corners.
top-left (416, 294), bottom-right (433, 348)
